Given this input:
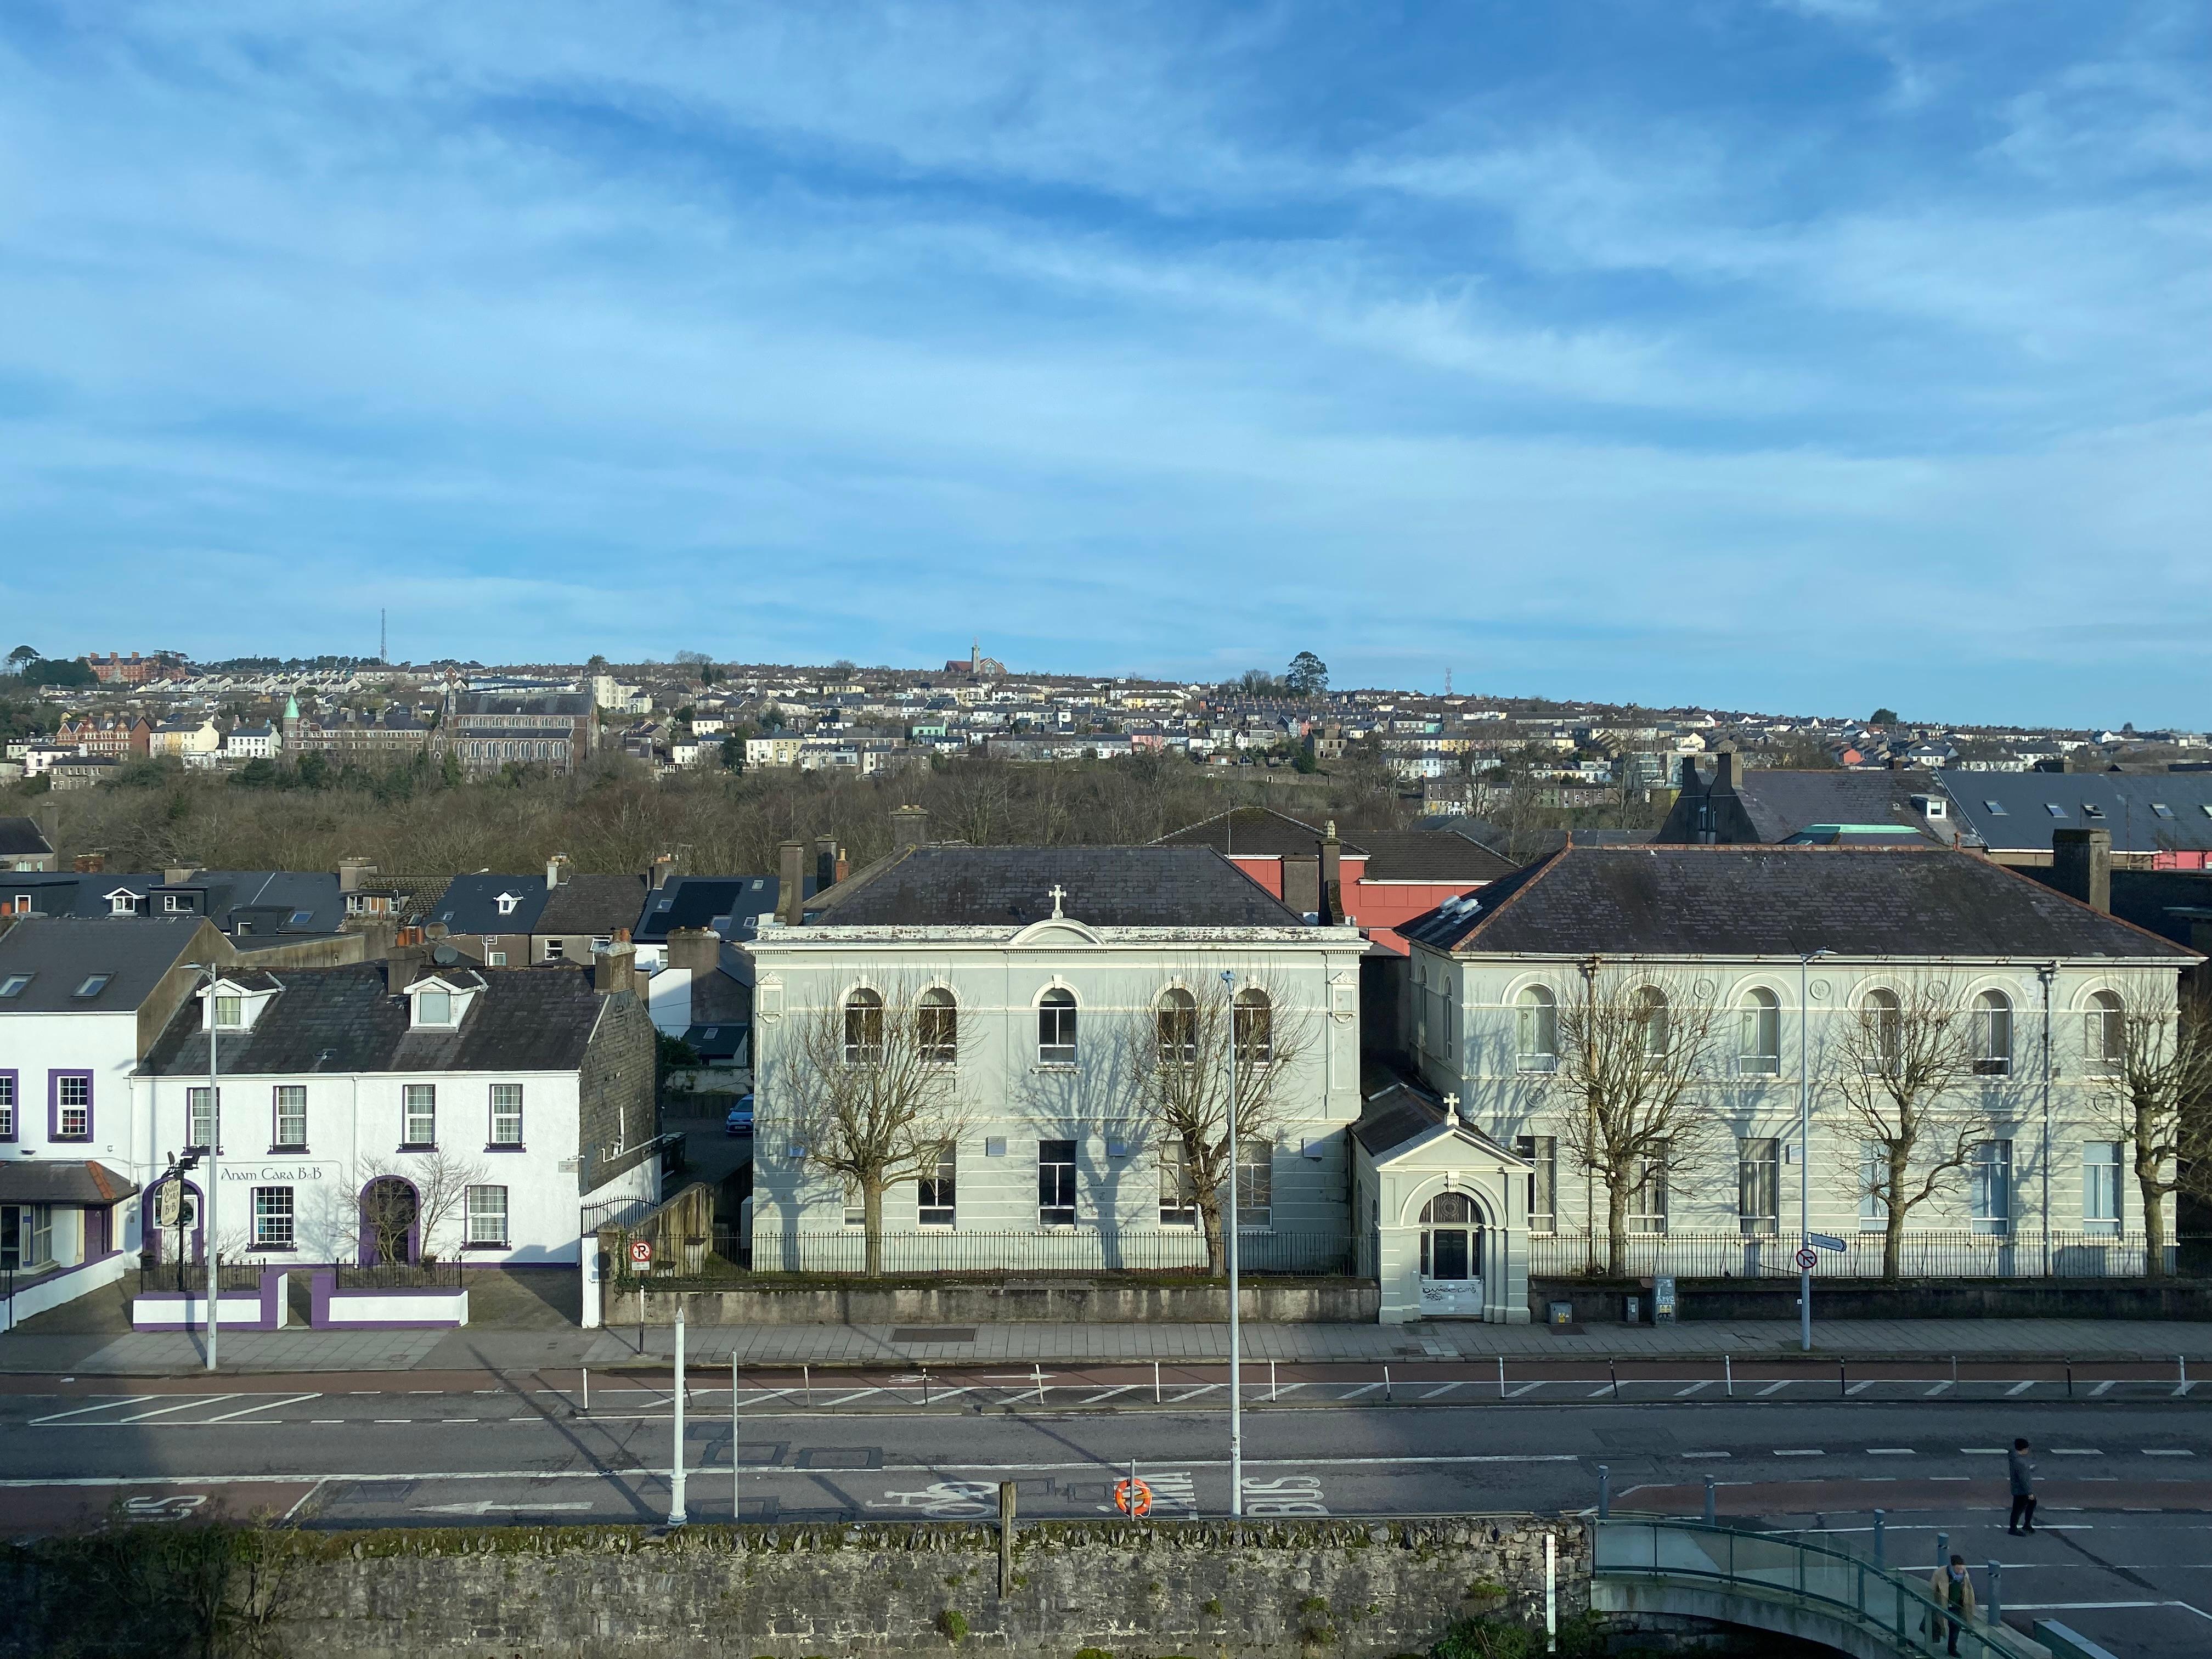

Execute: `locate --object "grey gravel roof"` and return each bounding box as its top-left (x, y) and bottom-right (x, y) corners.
top-left (141, 962), bottom-right (613, 1076)
top-left (805, 845), bottom-right (1308, 928)
top-left (0, 916), bottom-right (209, 1012)
top-left (1401, 844), bottom-right (2200, 961)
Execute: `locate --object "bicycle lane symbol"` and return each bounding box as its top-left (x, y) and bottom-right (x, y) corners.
top-left (866, 1482), bottom-right (998, 1519)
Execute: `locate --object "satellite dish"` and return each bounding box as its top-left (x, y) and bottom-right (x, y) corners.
top-left (432, 943), bottom-right (460, 966)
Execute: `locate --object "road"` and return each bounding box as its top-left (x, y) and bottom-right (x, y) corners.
top-left (5, 1362), bottom-right (2210, 1657)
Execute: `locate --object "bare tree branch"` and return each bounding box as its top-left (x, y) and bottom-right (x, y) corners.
top-left (2085, 981), bottom-right (2212, 1278)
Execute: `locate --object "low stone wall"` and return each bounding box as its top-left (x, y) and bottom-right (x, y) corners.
top-left (611, 1277), bottom-right (1380, 1325)
top-left (1531, 1274), bottom-right (2212, 1325)
top-left (1, 1516), bottom-right (1583, 1659)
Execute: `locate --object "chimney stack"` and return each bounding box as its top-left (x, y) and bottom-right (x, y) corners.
top-left (74, 850), bottom-right (107, 874)
top-left (337, 856), bottom-right (376, 894)
top-left (1711, 748), bottom-right (1736, 792)
top-left (1282, 852), bottom-right (1322, 922)
top-left (892, 805), bottom-right (929, 851)
top-left (665, 926), bottom-right (720, 974)
top-left (778, 840), bottom-right (806, 926)
top-left (2052, 826), bottom-right (2113, 914)
top-left (545, 853), bottom-right (571, 891)
top-left (164, 866), bottom-right (196, 888)
top-left (814, 836), bottom-right (840, 893)
top-left (594, 930), bottom-right (641, 997)
top-left (1321, 819), bottom-right (1343, 924)
top-left (649, 851), bottom-right (678, 891)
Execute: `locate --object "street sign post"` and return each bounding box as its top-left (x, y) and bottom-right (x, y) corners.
top-left (1808, 1233), bottom-right (1848, 1253)
top-left (1793, 1246), bottom-right (1819, 1271)
top-left (629, 1238), bottom-right (653, 1270)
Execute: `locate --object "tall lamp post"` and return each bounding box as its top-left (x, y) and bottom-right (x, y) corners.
top-left (1222, 968), bottom-right (1243, 1519)
top-left (198, 964), bottom-right (224, 1372)
top-left (1797, 949), bottom-right (1831, 1353)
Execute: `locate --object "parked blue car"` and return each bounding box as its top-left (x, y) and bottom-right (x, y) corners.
top-left (725, 1095), bottom-right (754, 1137)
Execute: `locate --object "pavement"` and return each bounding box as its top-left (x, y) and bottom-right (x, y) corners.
top-left (9, 1316), bottom-right (2212, 1376)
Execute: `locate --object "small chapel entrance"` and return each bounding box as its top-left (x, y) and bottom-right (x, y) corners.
top-left (1417, 1192), bottom-right (1486, 1317)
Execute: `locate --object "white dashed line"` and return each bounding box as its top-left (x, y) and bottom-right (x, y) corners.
top-left (1682, 1452), bottom-right (1732, 1460)
top-left (1775, 1450), bottom-right (1824, 1458)
top-left (2144, 1450), bottom-right (2196, 1458)
top-left (1758, 1381), bottom-right (1793, 1396)
top-left (1868, 1448), bottom-right (1916, 1456)
top-left (2006, 1381), bottom-right (2036, 1397)
top-left (2053, 1448), bottom-right (2103, 1457)
top-left (1674, 1381), bottom-right (1713, 1397)
top-left (2091, 1381), bottom-right (2117, 1397)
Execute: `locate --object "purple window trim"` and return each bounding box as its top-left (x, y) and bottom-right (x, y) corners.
top-left (0, 1068), bottom-right (17, 1141)
top-left (48, 1069), bottom-right (93, 1141)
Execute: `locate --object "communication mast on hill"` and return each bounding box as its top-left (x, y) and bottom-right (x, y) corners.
top-left (380, 608), bottom-right (387, 664)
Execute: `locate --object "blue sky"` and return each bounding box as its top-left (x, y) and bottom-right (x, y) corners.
top-left (2, 2), bottom-right (2207, 726)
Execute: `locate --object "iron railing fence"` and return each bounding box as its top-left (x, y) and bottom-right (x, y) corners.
top-left (331, 1261), bottom-right (464, 1290)
top-left (1594, 1517), bottom-right (2043, 1658)
top-left (136, 1262), bottom-right (266, 1295)
top-left (1534, 1230), bottom-right (2203, 1280)
top-left (691, 1229), bottom-right (1357, 1279)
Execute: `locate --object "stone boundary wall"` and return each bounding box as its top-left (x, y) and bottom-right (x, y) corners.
top-left (2, 1516), bottom-right (1582, 1659)
top-left (1531, 1276), bottom-right (2212, 1325)
top-left (611, 1278), bottom-right (1381, 1325)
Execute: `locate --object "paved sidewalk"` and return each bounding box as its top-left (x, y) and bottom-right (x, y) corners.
top-left (8, 1316), bottom-right (2212, 1376)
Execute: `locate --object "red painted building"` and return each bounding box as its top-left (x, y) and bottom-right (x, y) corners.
top-left (1154, 808), bottom-right (1516, 955)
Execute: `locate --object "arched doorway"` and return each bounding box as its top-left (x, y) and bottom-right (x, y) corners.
top-left (142, 1179), bottom-right (203, 1269)
top-left (359, 1177), bottom-right (420, 1267)
top-left (1418, 1192), bottom-right (1486, 1317)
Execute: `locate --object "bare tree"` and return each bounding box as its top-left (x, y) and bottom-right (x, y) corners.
top-left (360, 1149), bottom-right (489, 1265)
top-left (1824, 978), bottom-right (1989, 1281)
top-left (2086, 983), bottom-right (2212, 1277)
top-left (780, 978), bottom-right (975, 1275)
top-left (1127, 968), bottom-right (1318, 1275)
top-left (1553, 969), bottom-right (1724, 1277)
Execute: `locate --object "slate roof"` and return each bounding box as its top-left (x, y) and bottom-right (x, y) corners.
top-left (538, 873), bottom-right (647, 936)
top-left (2025, 868), bottom-right (2212, 952)
top-left (1656, 766), bottom-right (1948, 845)
top-left (635, 875), bottom-right (803, 943)
top-left (804, 846), bottom-right (1308, 928)
top-left (1400, 844), bottom-right (2200, 961)
top-left (38, 871), bottom-right (346, 934)
top-left (0, 1159), bottom-right (140, 1205)
top-left (1154, 808), bottom-right (1368, 859)
top-left (1357, 830), bottom-right (1519, 883)
top-left (0, 817), bottom-right (53, 857)
top-left (0, 916), bottom-right (208, 1013)
top-left (141, 962), bottom-right (611, 1076)
top-left (430, 873), bottom-right (553, 936)
top-left (1351, 1064), bottom-right (1527, 1164)
top-left (1947, 774), bottom-right (2212, 856)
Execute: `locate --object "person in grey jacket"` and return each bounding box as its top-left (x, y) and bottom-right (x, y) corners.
top-left (2008, 1437), bottom-right (2037, 1534)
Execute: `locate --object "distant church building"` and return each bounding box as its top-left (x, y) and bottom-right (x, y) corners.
top-left (944, 639), bottom-right (1007, 680)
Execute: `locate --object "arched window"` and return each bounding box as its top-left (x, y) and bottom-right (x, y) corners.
top-left (1234, 988), bottom-right (1273, 1065)
top-left (1739, 988), bottom-right (1781, 1075)
top-left (1037, 988), bottom-right (1077, 1065)
top-left (918, 988), bottom-right (958, 1065)
top-left (1516, 985), bottom-right (1558, 1073)
top-left (1156, 988), bottom-right (1197, 1065)
top-left (2086, 990), bottom-right (2124, 1075)
top-left (1419, 1192), bottom-right (1482, 1283)
top-left (843, 988), bottom-right (883, 1064)
top-left (1863, 988), bottom-right (1902, 1072)
top-left (1633, 986), bottom-right (1670, 1058)
top-left (1974, 990), bottom-right (2013, 1076)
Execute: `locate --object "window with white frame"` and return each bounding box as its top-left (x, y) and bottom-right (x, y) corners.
top-left (1627, 1144), bottom-right (1669, 1234)
top-left (187, 1086), bottom-right (218, 1151)
top-left (484, 950), bottom-right (507, 968)
top-left (273, 1086), bottom-right (306, 1149)
top-left (1159, 1141), bottom-right (1198, 1227)
top-left (1516, 985), bottom-right (1558, 1073)
top-left (1233, 988), bottom-right (1273, 1065)
top-left (466, 1184), bottom-right (509, 1245)
top-left (415, 989), bottom-right (454, 1027)
top-left (490, 1084), bottom-right (523, 1147)
top-left (544, 939), bottom-right (565, 961)
top-left (1737, 989), bottom-right (1781, 1076)
top-left (1514, 1135), bottom-right (1557, 1233)
top-left (1156, 989), bottom-right (1198, 1066)
top-left (1037, 990), bottom-right (1078, 1066)
top-left (55, 1074), bottom-right (89, 1137)
top-left (1970, 1139), bottom-right (2013, 1234)
top-left (1861, 989), bottom-right (1902, 1073)
top-left (212, 994), bottom-right (243, 1028)
top-left (2083, 1141), bottom-right (2123, 1237)
top-left (1038, 1138), bottom-right (1078, 1225)
top-left (0, 1072), bottom-right (14, 1140)
top-left (918, 1145), bottom-right (956, 1227)
top-left (918, 988), bottom-right (958, 1064)
top-left (1237, 1138), bottom-right (1273, 1228)
top-left (2085, 991), bottom-right (2124, 1076)
top-left (843, 988), bottom-right (884, 1064)
top-left (252, 1186), bottom-right (295, 1249)
top-left (1973, 991), bottom-right (2013, 1076)
top-left (1737, 1137), bottom-right (1780, 1235)
top-left (403, 1084), bottom-right (436, 1146)
top-left (1860, 1142), bottom-right (1891, 1229)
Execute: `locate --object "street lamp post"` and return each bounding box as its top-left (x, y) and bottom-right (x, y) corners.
top-left (1222, 968), bottom-right (1242, 1519)
top-left (1798, 949), bottom-right (1831, 1353)
top-left (202, 964), bottom-right (222, 1373)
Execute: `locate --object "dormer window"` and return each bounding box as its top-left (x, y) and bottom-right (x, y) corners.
top-left (494, 892), bottom-right (521, 916)
top-left (417, 989), bottom-right (454, 1026)
top-left (163, 894), bottom-right (190, 912)
top-left (109, 892), bottom-right (136, 915)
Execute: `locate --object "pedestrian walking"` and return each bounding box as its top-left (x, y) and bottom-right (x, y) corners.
top-left (1925, 1555), bottom-right (1978, 1656)
top-left (2008, 1436), bottom-right (2038, 1535)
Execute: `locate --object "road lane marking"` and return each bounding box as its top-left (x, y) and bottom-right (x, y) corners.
top-left (813, 1390), bottom-right (881, 1408)
top-left (1586, 1387), bottom-right (1613, 1398)
top-left (1758, 1381), bottom-right (1792, 1396)
top-left (1681, 1452), bottom-right (1731, 1460)
top-left (1080, 1386), bottom-right (1135, 1406)
top-left (1421, 1384), bottom-right (1463, 1400)
top-left (1867, 1448), bottom-right (1915, 1456)
top-left (27, 1395), bottom-right (162, 1424)
top-left (1925, 1383), bottom-right (1953, 1397)
top-left (1963, 1448), bottom-right (2006, 1455)
top-left (1167, 1385), bottom-right (1221, 1403)
top-left (118, 1395), bottom-right (246, 1424)
top-left (2006, 1381), bottom-right (2036, 1396)
top-left (1674, 1382), bottom-right (1713, 1397)
top-left (2145, 1450), bottom-right (2195, 1457)
top-left (1774, 1450), bottom-right (1823, 1458)
top-left (2052, 1448), bottom-right (2103, 1457)
top-left (2091, 1381), bottom-right (2117, 1397)
top-left (201, 1393), bottom-right (321, 1424)
top-left (1506, 1382), bottom-right (1545, 1397)
top-left (1846, 1382), bottom-right (1874, 1395)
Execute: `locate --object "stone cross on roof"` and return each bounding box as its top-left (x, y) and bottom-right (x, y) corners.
top-left (1443, 1092), bottom-right (1460, 1116)
top-left (1048, 884), bottom-right (1067, 919)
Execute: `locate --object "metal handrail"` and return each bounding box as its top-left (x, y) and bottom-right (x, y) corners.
top-left (1593, 1516), bottom-right (2045, 1658)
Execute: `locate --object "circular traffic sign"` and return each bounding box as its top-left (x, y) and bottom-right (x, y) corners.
top-left (1113, 1477), bottom-right (1153, 1517)
top-left (628, 1238), bottom-right (654, 1266)
top-left (1794, 1247), bottom-right (1819, 1270)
